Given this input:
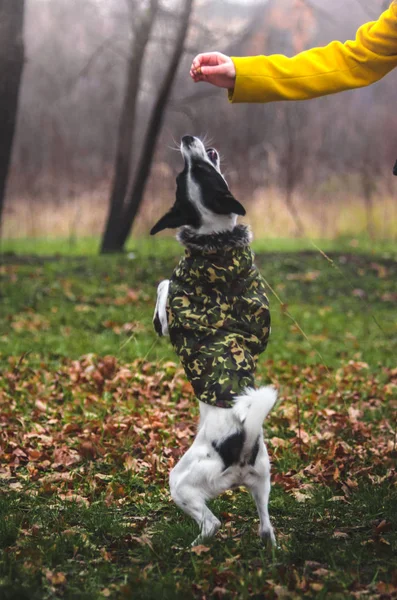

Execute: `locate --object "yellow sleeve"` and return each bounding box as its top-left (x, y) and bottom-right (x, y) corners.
top-left (228, 1), bottom-right (397, 103)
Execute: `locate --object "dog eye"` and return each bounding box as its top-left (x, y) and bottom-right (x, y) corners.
top-left (206, 148), bottom-right (218, 163)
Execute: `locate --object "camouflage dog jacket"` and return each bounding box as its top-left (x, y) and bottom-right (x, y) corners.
top-left (167, 224), bottom-right (270, 408)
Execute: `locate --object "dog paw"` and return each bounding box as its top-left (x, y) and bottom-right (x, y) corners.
top-left (259, 527), bottom-right (276, 548)
top-left (191, 518), bottom-right (221, 547)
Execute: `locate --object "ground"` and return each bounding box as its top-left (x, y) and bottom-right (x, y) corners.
top-left (0, 238), bottom-right (396, 599)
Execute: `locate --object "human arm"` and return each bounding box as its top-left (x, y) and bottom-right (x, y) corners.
top-left (191, 2), bottom-right (397, 103)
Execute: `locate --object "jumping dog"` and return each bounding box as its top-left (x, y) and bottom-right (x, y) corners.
top-left (151, 136), bottom-right (277, 547)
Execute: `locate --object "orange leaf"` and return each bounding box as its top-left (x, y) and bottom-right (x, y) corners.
top-left (191, 545), bottom-right (210, 555)
top-left (45, 571), bottom-right (66, 586)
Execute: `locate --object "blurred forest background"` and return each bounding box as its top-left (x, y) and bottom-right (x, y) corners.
top-left (1, 0), bottom-right (397, 252)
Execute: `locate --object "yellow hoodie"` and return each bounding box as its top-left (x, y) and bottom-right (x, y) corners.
top-left (229, 2), bottom-right (397, 103)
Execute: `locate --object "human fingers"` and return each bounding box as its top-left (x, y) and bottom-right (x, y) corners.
top-left (190, 55), bottom-right (231, 84)
top-left (191, 52), bottom-right (229, 71)
top-left (190, 64), bottom-right (220, 84)
top-left (190, 53), bottom-right (235, 87)
top-left (199, 64), bottom-right (228, 77)
top-left (189, 65), bottom-right (202, 82)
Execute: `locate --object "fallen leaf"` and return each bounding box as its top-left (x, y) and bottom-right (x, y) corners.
top-left (9, 482), bottom-right (23, 491)
top-left (45, 571), bottom-right (66, 586)
top-left (374, 520), bottom-right (392, 535)
top-left (191, 545), bottom-right (210, 555)
top-left (58, 493), bottom-right (89, 507)
top-left (332, 531), bottom-right (349, 539)
top-left (328, 496), bottom-right (349, 503)
top-left (291, 490), bottom-right (311, 503)
top-left (35, 399), bottom-right (47, 412)
top-left (313, 568), bottom-right (331, 577)
top-left (212, 586), bottom-right (229, 596)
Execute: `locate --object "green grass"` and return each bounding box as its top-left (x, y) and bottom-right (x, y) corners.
top-left (1, 241), bottom-right (395, 367)
top-left (0, 237), bottom-right (396, 599)
top-left (1, 233), bottom-right (396, 258)
top-left (0, 235), bottom-right (181, 257)
top-left (1, 481), bottom-right (395, 599)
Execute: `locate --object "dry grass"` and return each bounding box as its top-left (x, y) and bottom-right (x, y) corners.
top-left (247, 186), bottom-right (397, 240)
top-left (2, 183), bottom-right (396, 241)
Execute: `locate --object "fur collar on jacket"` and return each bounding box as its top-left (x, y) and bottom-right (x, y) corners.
top-left (177, 224), bottom-right (252, 253)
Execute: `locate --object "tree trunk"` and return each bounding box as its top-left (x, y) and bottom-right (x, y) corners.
top-left (282, 109), bottom-right (306, 237)
top-left (362, 172), bottom-right (376, 240)
top-left (118, 0), bottom-right (195, 248)
top-left (285, 187), bottom-right (306, 237)
top-left (102, 0), bottom-right (194, 253)
top-left (100, 0), bottom-right (159, 254)
top-left (0, 0), bottom-right (25, 232)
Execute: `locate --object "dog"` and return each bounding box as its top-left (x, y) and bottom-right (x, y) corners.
top-left (150, 135), bottom-right (277, 547)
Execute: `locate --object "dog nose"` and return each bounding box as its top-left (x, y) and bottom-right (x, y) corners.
top-left (182, 135), bottom-right (195, 147)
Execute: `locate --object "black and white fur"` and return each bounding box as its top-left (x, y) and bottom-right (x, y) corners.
top-left (151, 136), bottom-right (277, 547)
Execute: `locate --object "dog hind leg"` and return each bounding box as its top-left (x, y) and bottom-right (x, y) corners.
top-left (248, 477), bottom-right (275, 545)
top-left (169, 447), bottom-right (222, 546)
top-left (171, 481), bottom-right (221, 546)
top-left (244, 445), bottom-right (276, 546)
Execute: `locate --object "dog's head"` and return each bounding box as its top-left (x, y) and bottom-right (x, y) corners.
top-left (150, 136), bottom-right (245, 235)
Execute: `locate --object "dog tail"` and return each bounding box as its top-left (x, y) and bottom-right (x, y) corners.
top-left (232, 386), bottom-right (277, 441)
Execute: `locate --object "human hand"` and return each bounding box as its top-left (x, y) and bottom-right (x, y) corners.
top-left (190, 52), bottom-right (236, 89)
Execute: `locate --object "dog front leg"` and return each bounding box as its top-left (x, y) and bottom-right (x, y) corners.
top-left (153, 280), bottom-right (169, 337)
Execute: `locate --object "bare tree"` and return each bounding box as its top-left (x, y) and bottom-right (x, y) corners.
top-left (100, 0), bottom-right (159, 253)
top-left (114, 0), bottom-right (195, 251)
top-left (101, 0), bottom-right (194, 253)
top-left (359, 153), bottom-right (378, 240)
top-left (278, 106), bottom-right (309, 236)
top-left (0, 0), bottom-right (25, 231)
top-left (354, 117), bottom-right (383, 239)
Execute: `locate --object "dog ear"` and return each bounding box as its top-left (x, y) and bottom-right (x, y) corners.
top-left (211, 191), bottom-right (246, 217)
top-left (150, 207), bottom-right (186, 235)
